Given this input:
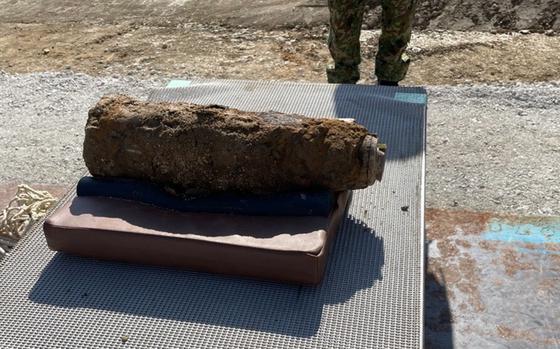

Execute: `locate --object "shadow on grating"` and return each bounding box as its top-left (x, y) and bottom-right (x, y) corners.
top-left (333, 84), bottom-right (425, 161)
top-left (29, 215), bottom-right (384, 338)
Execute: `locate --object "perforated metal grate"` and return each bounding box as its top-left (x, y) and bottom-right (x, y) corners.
top-left (0, 80), bottom-right (426, 349)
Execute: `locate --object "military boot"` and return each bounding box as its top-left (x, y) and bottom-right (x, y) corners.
top-left (326, 64), bottom-right (360, 84)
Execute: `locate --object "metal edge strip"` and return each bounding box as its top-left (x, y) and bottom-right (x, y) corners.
top-left (419, 90), bottom-right (428, 349)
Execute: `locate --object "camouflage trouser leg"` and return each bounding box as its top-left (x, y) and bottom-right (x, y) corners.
top-left (327, 0), bottom-right (367, 84)
top-left (375, 0), bottom-right (417, 82)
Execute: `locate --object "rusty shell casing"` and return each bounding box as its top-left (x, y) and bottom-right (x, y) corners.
top-left (83, 95), bottom-right (385, 194)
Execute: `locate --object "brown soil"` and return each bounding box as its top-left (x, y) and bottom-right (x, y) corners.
top-left (0, 0), bottom-right (557, 32)
top-left (366, 0), bottom-right (560, 32)
top-left (1, 22), bottom-right (559, 85)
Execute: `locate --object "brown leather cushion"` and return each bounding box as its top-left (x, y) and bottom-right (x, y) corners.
top-left (43, 192), bottom-right (349, 284)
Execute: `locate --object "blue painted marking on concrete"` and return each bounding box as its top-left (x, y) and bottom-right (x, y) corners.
top-left (482, 221), bottom-right (560, 244)
top-left (394, 92), bottom-right (427, 104)
top-left (166, 80), bottom-right (192, 88)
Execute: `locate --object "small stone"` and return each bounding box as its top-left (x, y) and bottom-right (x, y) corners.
top-left (120, 335), bottom-right (129, 344)
top-left (162, 43), bottom-right (168, 49)
top-left (519, 29), bottom-right (530, 35)
top-left (42, 48), bottom-right (50, 54)
top-left (544, 29), bottom-right (554, 36)
top-left (401, 205), bottom-right (409, 212)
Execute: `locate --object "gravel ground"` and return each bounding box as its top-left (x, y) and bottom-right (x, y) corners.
top-left (0, 71), bottom-right (161, 185)
top-left (0, 71), bottom-right (559, 216)
top-left (428, 82), bottom-right (560, 215)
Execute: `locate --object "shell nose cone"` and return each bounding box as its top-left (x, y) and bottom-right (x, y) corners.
top-left (361, 135), bottom-right (386, 187)
top-left (374, 143), bottom-right (386, 181)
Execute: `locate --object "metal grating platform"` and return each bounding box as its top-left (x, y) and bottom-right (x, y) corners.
top-left (0, 80), bottom-right (427, 349)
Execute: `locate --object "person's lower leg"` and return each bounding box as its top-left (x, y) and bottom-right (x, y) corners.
top-left (375, 0), bottom-right (417, 84)
top-left (327, 0), bottom-right (366, 84)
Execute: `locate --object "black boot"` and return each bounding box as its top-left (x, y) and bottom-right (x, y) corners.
top-left (378, 80), bottom-right (399, 86)
top-left (326, 64), bottom-right (360, 84)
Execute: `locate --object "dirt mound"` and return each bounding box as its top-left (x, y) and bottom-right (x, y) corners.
top-left (363, 0), bottom-right (559, 32)
top-left (0, 0), bottom-right (557, 32)
top-left (178, 0), bottom-right (560, 32)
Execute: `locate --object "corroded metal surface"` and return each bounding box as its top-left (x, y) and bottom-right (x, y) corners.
top-left (84, 95), bottom-right (385, 194)
top-left (425, 209), bottom-right (560, 349)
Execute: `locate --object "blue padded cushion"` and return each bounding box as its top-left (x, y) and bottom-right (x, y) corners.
top-left (76, 177), bottom-right (336, 217)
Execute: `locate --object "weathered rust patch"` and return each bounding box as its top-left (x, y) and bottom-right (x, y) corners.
top-left (457, 256), bottom-right (485, 312)
top-left (537, 277), bottom-right (557, 293)
top-left (428, 258), bottom-right (460, 285)
top-left (499, 247), bottom-right (537, 277)
top-left (455, 239), bottom-right (472, 248)
top-left (478, 240), bottom-right (498, 252)
top-left (496, 324), bottom-right (560, 345)
top-left (427, 208), bottom-right (560, 346)
top-left (425, 208), bottom-right (493, 240)
top-left (426, 208), bottom-right (487, 312)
